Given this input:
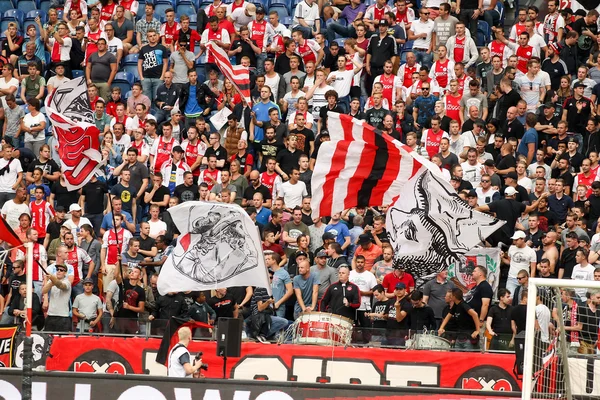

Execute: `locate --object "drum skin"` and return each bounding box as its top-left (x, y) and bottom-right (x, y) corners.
top-left (293, 312), bottom-right (353, 346)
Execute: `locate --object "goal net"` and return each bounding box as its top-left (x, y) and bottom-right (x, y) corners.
top-left (522, 278), bottom-right (600, 400)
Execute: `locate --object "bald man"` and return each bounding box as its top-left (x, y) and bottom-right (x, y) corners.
top-left (242, 170), bottom-right (273, 208)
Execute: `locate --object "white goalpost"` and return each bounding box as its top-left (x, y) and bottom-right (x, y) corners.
top-left (522, 278), bottom-right (600, 400)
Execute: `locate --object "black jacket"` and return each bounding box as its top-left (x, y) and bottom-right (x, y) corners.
top-left (152, 292), bottom-right (189, 320)
top-left (178, 82), bottom-right (216, 113)
top-left (233, 102), bottom-right (252, 133)
top-left (8, 292), bottom-right (44, 330)
top-left (319, 280), bottom-right (360, 320)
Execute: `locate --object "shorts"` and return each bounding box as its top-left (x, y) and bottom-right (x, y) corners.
top-left (102, 264), bottom-right (117, 290)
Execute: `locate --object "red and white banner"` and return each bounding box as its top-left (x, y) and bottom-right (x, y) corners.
top-left (45, 77), bottom-right (103, 191)
top-left (0, 325), bottom-right (18, 368)
top-left (44, 336), bottom-right (522, 392)
top-left (311, 113), bottom-right (426, 219)
top-left (206, 42), bottom-right (251, 105)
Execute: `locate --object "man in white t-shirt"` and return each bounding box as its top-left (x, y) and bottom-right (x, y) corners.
top-left (105, 22), bottom-right (124, 65)
top-left (0, 64), bottom-right (18, 108)
top-left (305, 68), bottom-right (333, 122)
top-left (0, 143), bottom-right (23, 206)
top-left (293, 0), bottom-right (320, 38)
top-left (505, 230), bottom-right (537, 296)
top-left (460, 148), bottom-right (484, 184)
top-left (280, 167), bottom-right (308, 209)
top-left (229, 2), bottom-right (256, 31)
top-left (1, 187), bottom-right (29, 229)
top-left (47, 63), bottom-right (71, 93)
top-left (327, 54), bottom-right (362, 109)
top-left (571, 248), bottom-right (595, 301)
top-left (147, 204), bottom-right (167, 238)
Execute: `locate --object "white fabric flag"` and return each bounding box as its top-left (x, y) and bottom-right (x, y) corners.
top-left (386, 167), bottom-right (505, 284)
top-left (157, 201), bottom-right (271, 295)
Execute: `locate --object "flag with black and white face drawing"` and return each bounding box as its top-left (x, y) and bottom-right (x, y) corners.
top-left (157, 202), bottom-right (271, 295)
top-left (387, 168), bottom-right (505, 285)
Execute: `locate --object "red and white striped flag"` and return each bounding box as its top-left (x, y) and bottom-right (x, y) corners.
top-left (206, 42), bottom-right (251, 105)
top-left (311, 113), bottom-right (431, 218)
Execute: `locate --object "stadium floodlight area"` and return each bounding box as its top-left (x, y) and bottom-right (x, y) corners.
top-left (522, 278), bottom-right (600, 400)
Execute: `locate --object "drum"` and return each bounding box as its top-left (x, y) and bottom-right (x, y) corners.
top-left (293, 312), bottom-right (353, 346)
top-left (413, 334), bottom-right (452, 350)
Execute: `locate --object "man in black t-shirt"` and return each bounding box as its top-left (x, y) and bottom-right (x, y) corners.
top-left (385, 283), bottom-right (412, 346)
top-left (407, 290), bottom-right (436, 332)
top-left (111, 169), bottom-right (138, 218)
top-left (114, 265), bottom-right (146, 335)
top-left (243, 171), bottom-right (272, 208)
top-left (369, 285), bottom-right (393, 331)
top-left (138, 28), bottom-right (169, 101)
top-left (229, 26), bottom-right (259, 66)
top-left (289, 114), bottom-right (315, 156)
top-left (206, 288), bottom-right (238, 321)
top-left (81, 175), bottom-right (108, 237)
top-left (578, 290), bottom-right (600, 353)
top-left (439, 288), bottom-right (480, 349)
top-left (510, 290), bottom-right (528, 343)
top-left (467, 266), bottom-right (493, 323)
top-left (487, 288), bottom-right (513, 350)
top-left (144, 173), bottom-right (171, 214)
top-left (571, 11), bottom-right (599, 65)
top-left (174, 171), bottom-right (199, 203)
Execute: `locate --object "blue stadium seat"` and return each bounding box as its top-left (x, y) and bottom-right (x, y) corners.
top-left (24, 9), bottom-right (47, 25)
top-left (496, 1), bottom-right (504, 25)
top-left (16, 0), bottom-right (37, 14)
top-left (39, 0), bottom-right (50, 13)
top-left (113, 71), bottom-right (135, 94)
top-left (3, 9), bottom-right (25, 28)
top-left (199, 1), bottom-right (212, 11)
top-left (155, 0), bottom-right (175, 17)
top-left (124, 90), bottom-right (132, 100)
top-left (123, 53), bottom-right (139, 65)
top-left (0, 0), bottom-right (14, 14)
top-left (72, 69), bottom-right (84, 78)
top-left (188, 12), bottom-right (196, 24)
top-left (476, 20), bottom-right (491, 47)
top-left (123, 64), bottom-right (140, 80)
top-left (280, 15), bottom-right (292, 26)
top-left (176, 0), bottom-right (196, 16)
top-left (269, 4), bottom-right (289, 19)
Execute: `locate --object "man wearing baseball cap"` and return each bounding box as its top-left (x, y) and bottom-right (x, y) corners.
top-left (382, 263), bottom-right (415, 297)
top-left (504, 230), bottom-right (537, 294)
top-left (160, 145), bottom-right (191, 195)
top-left (503, 171), bottom-right (529, 203)
top-left (310, 249), bottom-right (338, 303)
top-left (63, 204), bottom-right (92, 239)
top-left (564, 81), bottom-right (592, 135)
top-left (73, 278), bottom-right (103, 332)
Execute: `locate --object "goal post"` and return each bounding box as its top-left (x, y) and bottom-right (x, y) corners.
top-left (523, 278), bottom-right (600, 400)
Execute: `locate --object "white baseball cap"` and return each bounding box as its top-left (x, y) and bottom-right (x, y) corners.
top-left (510, 231), bottom-right (526, 240)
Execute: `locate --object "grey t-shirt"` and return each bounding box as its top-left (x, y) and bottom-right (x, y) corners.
top-left (433, 15), bottom-right (459, 47)
top-left (73, 293), bottom-right (103, 320)
top-left (113, 18), bottom-right (134, 42)
top-left (170, 50), bottom-right (195, 84)
top-left (89, 51), bottom-right (117, 82)
top-left (48, 277), bottom-right (72, 317)
top-left (4, 105), bottom-right (24, 137)
top-left (293, 273), bottom-right (318, 314)
top-left (283, 70), bottom-right (307, 93)
top-left (459, 93), bottom-right (488, 122)
top-left (310, 264), bottom-right (338, 300)
top-left (422, 279), bottom-right (456, 319)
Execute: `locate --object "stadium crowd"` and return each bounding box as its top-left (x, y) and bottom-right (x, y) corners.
top-left (0, 0), bottom-right (599, 350)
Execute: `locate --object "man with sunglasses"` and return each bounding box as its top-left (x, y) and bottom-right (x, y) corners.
top-left (408, 9), bottom-right (434, 69)
top-left (43, 264), bottom-right (72, 332)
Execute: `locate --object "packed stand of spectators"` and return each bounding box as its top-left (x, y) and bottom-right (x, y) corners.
top-left (0, 0), bottom-right (599, 350)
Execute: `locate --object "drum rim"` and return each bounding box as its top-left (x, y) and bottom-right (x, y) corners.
top-left (301, 311), bottom-right (354, 325)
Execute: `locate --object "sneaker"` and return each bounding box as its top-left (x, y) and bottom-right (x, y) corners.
top-left (257, 335), bottom-right (269, 344)
top-left (506, 0), bottom-right (514, 8)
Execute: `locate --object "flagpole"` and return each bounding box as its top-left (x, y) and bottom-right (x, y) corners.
top-left (107, 196), bottom-right (125, 310)
top-left (22, 241), bottom-right (34, 400)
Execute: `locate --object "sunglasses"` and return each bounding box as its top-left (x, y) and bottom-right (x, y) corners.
top-left (57, 268), bottom-right (67, 273)
top-left (481, 180), bottom-right (490, 183)
top-left (422, 87), bottom-right (430, 90)
top-left (421, 12), bottom-right (430, 15)
top-left (517, 276), bottom-right (526, 281)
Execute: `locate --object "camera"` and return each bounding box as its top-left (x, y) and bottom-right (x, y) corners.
top-left (195, 352), bottom-right (209, 371)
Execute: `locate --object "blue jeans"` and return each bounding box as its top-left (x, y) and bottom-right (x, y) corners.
top-left (141, 78), bottom-right (162, 103)
top-left (325, 21), bottom-right (356, 43)
top-left (85, 213), bottom-right (104, 237)
top-left (295, 25), bottom-right (314, 39)
top-left (268, 316), bottom-right (289, 339)
top-left (256, 53), bottom-right (268, 75)
top-left (483, 9), bottom-right (500, 29)
top-left (455, 335), bottom-right (476, 350)
top-left (414, 49), bottom-right (433, 69)
top-left (506, 277), bottom-right (519, 299)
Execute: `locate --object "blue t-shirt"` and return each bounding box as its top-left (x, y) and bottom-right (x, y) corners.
top-left (101, 211), bottom-right (134, 231)
top-left (184, 84), bottom-right (203, 116)
top-left (252, 101), bottom-right (279, 142)
top-left (272, 268), bottom-right (291, 303)
top-left (293, 273), bottom-right (319, 314)
top-left (256, 207), bottom-right (272, 226)
top-left (517, 128), bottom-right (538, 158)
top-left (414, 95), bottom-right (439, 125)
top-left (324, 222), bottom-right (350, 247)
top-left (27, 183), bottom-right (50, 202)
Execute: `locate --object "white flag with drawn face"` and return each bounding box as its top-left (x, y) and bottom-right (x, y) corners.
top-left (157, 202), bottom-right (271, 295)
top-left (387, 168), bottom-right (505, 285)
